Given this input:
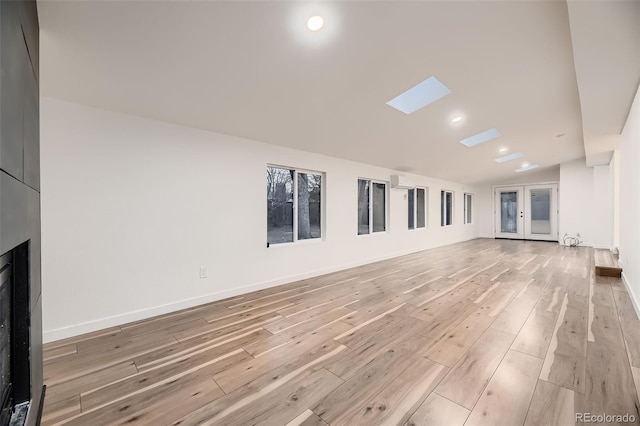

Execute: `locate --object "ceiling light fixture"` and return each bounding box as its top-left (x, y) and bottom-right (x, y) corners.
top-left (494, 152), bottom-right (524, 163)
top-left (515, 164), bottom-right (539, 173)
top-left (386, 76), bottom-right (452, 115)
top-left (460, 128), bottom-right (502, 147)
top-left (499, 147), bottom-right (508, 153)
top-left (451, 116), bottom-right (463, 123)
top-left (307, 15), bottom-right (324, 31)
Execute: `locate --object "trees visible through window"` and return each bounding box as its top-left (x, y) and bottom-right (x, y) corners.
top-left (358, 179), bottom-right (386, 235)
top-left (357, 180), bottom-right (370, 235)
top-left (297, 172), bottom-right (322, 240)
top-left (464, 193), bottom-right (473, 224)
top-left (267, 166), bottom-right (322, 245)
top-left (408, 187), bottom-right (427, 229)
top-left (441, 190), bottom-right (453, 226)
top-left (372, 182), bottom-right (386, 232)
top-left (267, 167), bottom-right (293, 244)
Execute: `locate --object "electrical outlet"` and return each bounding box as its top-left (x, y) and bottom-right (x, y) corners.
top-left (199, 266), bottom-right (208, 279)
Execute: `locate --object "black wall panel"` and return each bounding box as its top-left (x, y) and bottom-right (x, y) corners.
top-left (0, 1), bottom-right (26, 182)
top-left (0, 0), bottom-right (42, 424)
top-left (18, 0), bottom-right (39, 82)
top-left (23, 62), bottom-right (39, 191)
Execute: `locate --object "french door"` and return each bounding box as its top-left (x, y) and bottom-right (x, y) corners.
top-left (494, 184), bottom-right (558, 241)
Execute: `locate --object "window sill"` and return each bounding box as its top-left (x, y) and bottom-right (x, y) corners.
top-left (357, 231), bottom-right (388, 237)
top-left (267, 238), bottom-right (324, 248)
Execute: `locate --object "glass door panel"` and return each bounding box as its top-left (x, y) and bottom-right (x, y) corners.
top-left (525, 184), bottom-right (558, 240)
top-left (530, 189), bottom-right (551, 234)
top-left (500, 191), bottom-right (519, 233)
top-left (495, 186), bottom-right (524, 239)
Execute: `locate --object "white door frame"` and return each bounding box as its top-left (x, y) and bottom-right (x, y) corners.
top-left (493, 182), bottom-right (559, 241)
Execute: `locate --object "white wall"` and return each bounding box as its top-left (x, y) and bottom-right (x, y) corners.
top-left (476, 185), bottom-right (495, 238)
top-left (40, 98), bottom-right (481, 342)
top-left (558, 159), bottom-right (614, 249)
top-left (612, 149), bottom-right (621, 250)
top-left (558, 159), bottom-right (593, 245)
top-left (558, 157), bottom-right (613, 249)
top-left (592, 164), bottom-right (613, 249)
top-left (619, 85), bottom-right (640, 316)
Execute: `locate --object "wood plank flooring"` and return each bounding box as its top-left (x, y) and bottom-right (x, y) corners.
top-left (42, 239), bottom-right (640, 425)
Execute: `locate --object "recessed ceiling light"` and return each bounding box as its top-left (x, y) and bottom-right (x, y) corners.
top-left (499, 147), bottom-right (508, 153)
top-left (460, 128), bottom-right (502, 147)
top-left (515, 164), bottom-right (539, 173)
top-left (494, 152), bottom-right (524, 163)
top-left (307, 15), bottom-right (324, 31)
top-left (451, 116), bottom-right (463, 123)
top-left (386, 76), bottom-right (452, 115)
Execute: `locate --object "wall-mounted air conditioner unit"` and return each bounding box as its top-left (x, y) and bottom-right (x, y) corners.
top-left (390, 175), bottom-right (415, 189)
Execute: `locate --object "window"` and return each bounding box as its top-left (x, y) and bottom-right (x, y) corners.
top-left (441, 190), bottom-right (453, 226)
top-left (267, 166), bottom-right (322, 245)
top-left (408, 187), bottom-right (427, 229)
top-left (358, 179), bottom-right (386, 235)
top-left (464, 193), bottom-right (473, 224)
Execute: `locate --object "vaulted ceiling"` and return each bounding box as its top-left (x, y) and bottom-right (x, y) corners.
top-left (37, 1), bottom-right (639, 184)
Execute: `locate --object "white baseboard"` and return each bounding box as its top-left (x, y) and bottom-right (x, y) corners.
top-left (43, 236), bottom-right (477, 343)
top-left (621, 272), bottom-right (640, 320)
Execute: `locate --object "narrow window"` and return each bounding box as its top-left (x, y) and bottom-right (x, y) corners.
top-left (358, 179), bottom-right (387, 234)
top-left (464, 193), bottom-right (473, 224)
top-left (372, 183), bottom-right (386, 232)
top-left (298, 173), bottom-right (322, 240)
top-left (408, 189), bottom-right (415, 230)
top-left (417, 187), bottom-right (427, 228)
top-left (408, 187), bottom-right (427, 230)
top-left (441, 190), bottom-right (454, 226)
top-left (357, 179), bottom-right (370, 235)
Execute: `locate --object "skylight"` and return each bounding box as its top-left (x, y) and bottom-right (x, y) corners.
top-left (460, 128), bottom-right (502, 147)
top-left (386, 76), bottom-right (452, 115)
top-left (515, 164), bottom-right (539, 173)
top-left (494, 152), bottom-right (524, 163)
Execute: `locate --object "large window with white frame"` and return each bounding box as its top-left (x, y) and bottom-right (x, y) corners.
top-left (464, 193), bottom-right (473, 224)
top-left (267, 166), bottom-right (323, 245)
top-left (408, 187), bottom-right (427, 230)
top-left (441, 190), bottom-right (454, 226)
top-left (358, 179), bottom-right (387, 235)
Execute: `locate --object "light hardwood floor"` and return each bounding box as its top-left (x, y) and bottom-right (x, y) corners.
top-left (42, 239), bottom-right (640, 425)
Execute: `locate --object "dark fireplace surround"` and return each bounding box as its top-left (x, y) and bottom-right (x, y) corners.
top-left (1, 243), bottom-right (32, 425)
top-left (0, 0), bottom-right (44, 424)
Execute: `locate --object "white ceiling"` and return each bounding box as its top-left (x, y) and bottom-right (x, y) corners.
top-left (37, 1), bottom-right (638, 184)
